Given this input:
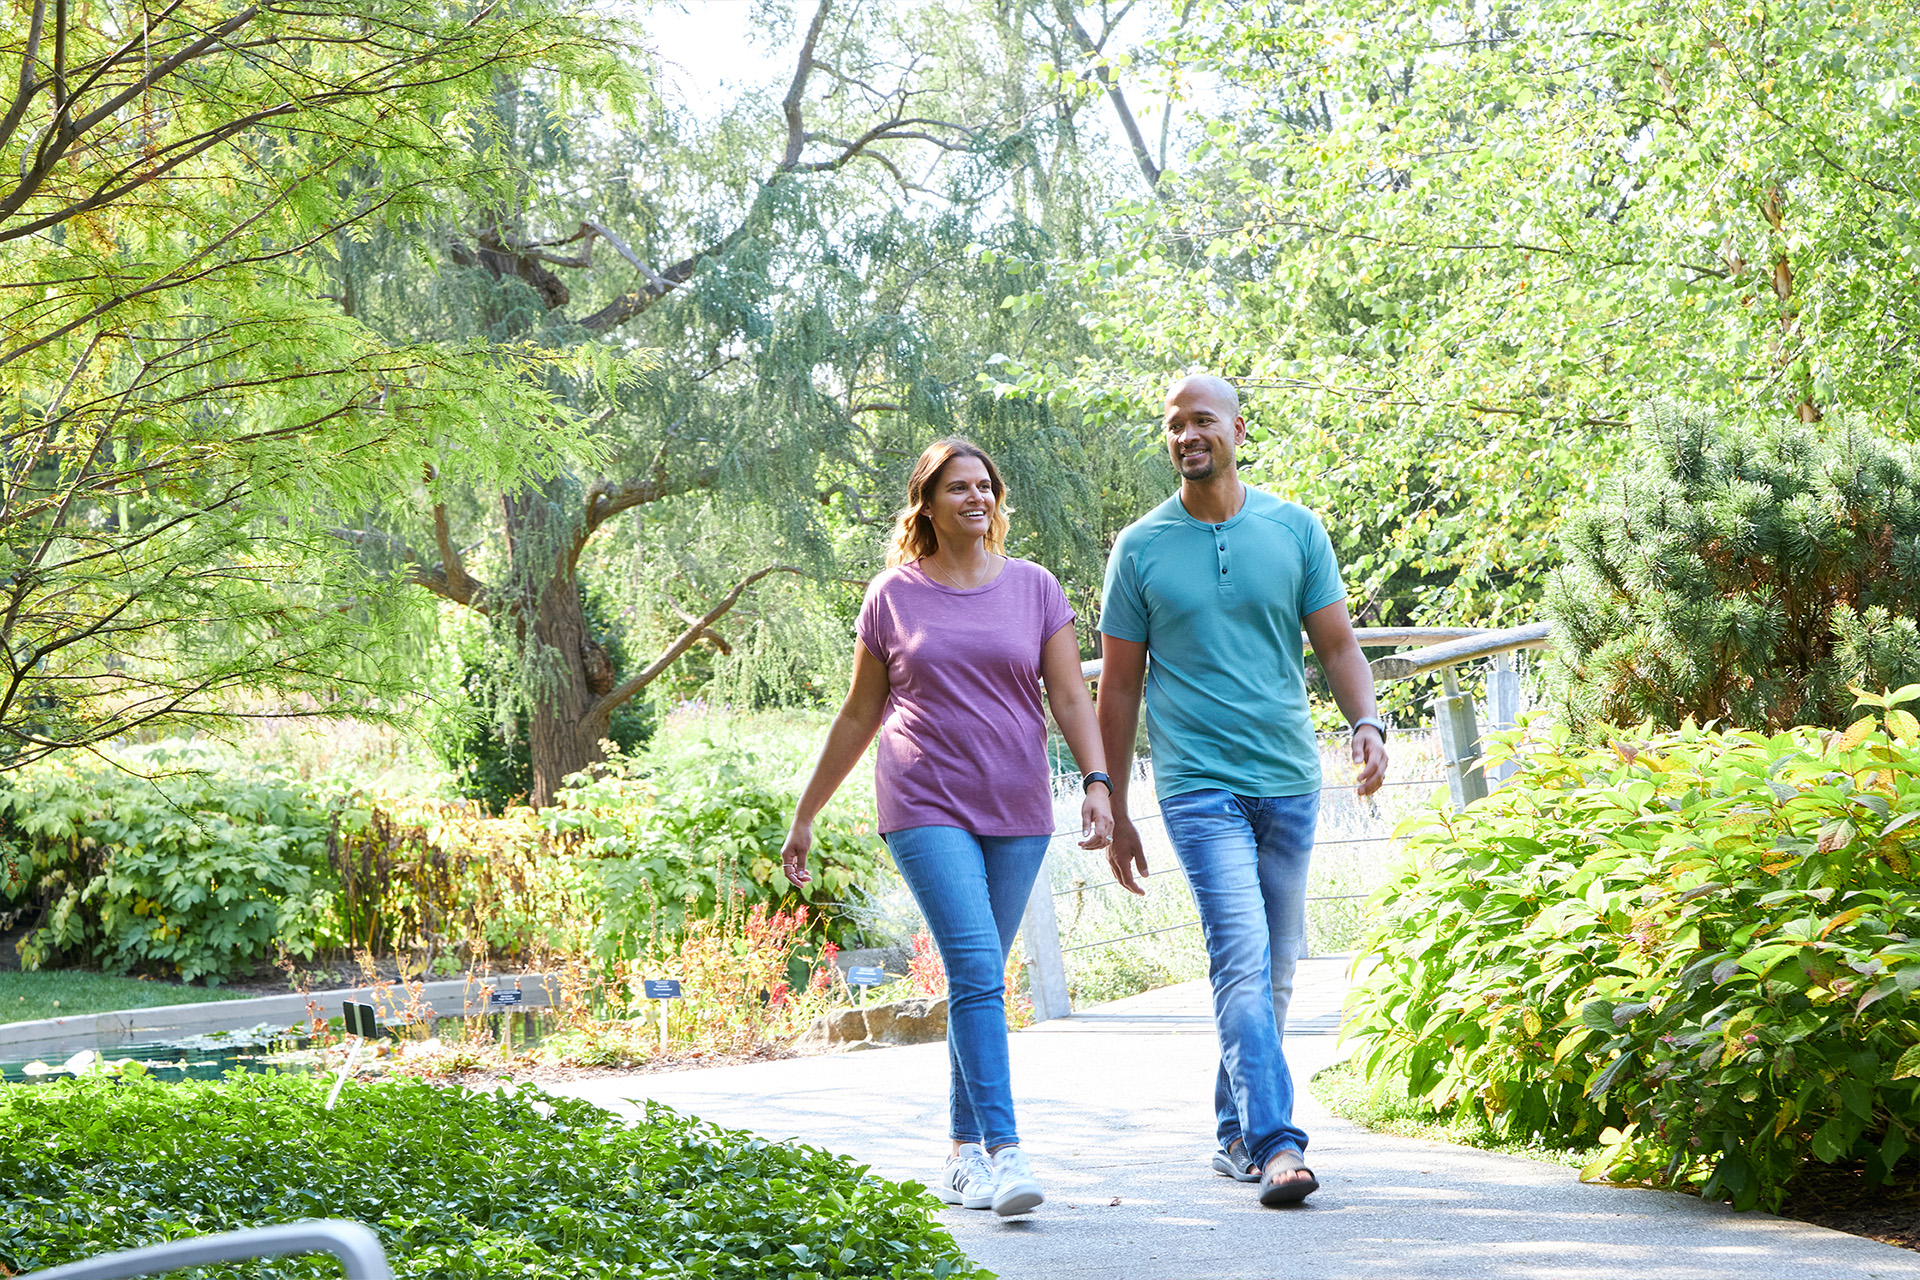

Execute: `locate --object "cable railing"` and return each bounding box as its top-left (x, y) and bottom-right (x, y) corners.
top-left (1018, 622), bottom-right (1552, 1022)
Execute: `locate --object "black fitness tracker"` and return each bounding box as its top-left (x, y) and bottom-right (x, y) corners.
top-left (1082, 771), bottom-right (1112, 794)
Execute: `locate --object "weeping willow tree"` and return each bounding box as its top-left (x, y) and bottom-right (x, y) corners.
top-left (0, 0), bottom-right (629, 764)
top-left (330, 0), bottom-right (1164, 805)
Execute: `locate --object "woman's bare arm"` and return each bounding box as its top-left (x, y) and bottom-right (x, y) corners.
top-left (781, 640), bottom-right (891, 884)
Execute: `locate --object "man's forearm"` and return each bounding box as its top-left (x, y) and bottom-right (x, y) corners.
top-left (1319, 637), bottom-right (1380, 727)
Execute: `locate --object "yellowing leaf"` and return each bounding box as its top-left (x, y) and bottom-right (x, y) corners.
top-left (1888, 710), bottom-right (1920, 745)
top-left (1836, 718), bottom-right (1877, 755)
top-left (1820, 906), bottom-right (1867, 939)
top-left (1895, 1043), bottom-right (1920, 1080)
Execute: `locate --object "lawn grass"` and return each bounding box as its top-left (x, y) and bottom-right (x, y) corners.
top-left (0, 970), bottom-right (250, 1024)
top-left (1312, 1057), bottom-right (1597, 1170)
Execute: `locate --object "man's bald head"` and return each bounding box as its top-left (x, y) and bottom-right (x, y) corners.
top-left (1165, 374), bottom-right (1240, 419)
top-left (1161, 373), bottom-right (1246, 485)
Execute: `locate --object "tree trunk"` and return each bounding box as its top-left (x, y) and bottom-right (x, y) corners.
top-left (502, 490), bottom-right (611, 807)
top-left (525, 569), bottom-right (610, 807)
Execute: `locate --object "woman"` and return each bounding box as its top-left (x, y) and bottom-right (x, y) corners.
top-left (782, 437), bottom-right (1113, 1218)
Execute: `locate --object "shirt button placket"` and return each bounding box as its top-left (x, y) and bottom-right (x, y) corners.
top-left (1216, 524), bottom-right (1229, 577)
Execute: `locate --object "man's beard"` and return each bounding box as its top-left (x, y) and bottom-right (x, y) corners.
top-left (1178, 452), bottom-right (1216, 480)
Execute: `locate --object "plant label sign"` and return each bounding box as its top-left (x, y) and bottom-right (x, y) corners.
top-left (344, 1001), bottom-right (380, 1039)
top-left (643, 979), bottom-right (682, 1000)
top-left (488, 988), bottom-right (524, 1007)
top-left (845, 966), bottom-right (885, 988)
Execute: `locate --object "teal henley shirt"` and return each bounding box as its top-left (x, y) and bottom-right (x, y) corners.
top-left (1099, 486), bottom-right (1347, 800)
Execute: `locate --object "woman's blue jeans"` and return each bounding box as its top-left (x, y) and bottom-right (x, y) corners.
top-left (1158, 789), bottom-right (1318, 1167)
top-left (884, 825), bottom-right (1050, 1151)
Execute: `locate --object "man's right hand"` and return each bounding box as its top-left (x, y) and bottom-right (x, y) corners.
top-left (1107, 816), bottom-right (1149, 895)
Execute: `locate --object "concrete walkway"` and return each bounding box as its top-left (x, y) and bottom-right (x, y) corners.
top-left (551, 960), bottom-right (1920, 1280)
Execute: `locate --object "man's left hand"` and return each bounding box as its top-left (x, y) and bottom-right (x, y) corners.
top-left (1352, 725), bottom-right (1387, 798)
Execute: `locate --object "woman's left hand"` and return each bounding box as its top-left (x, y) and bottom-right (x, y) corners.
top-left (1078, 787), bottom-right (1113, 850)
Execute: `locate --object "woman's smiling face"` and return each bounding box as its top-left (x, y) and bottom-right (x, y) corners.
top-left (926, 455), bottom-right (998, 550)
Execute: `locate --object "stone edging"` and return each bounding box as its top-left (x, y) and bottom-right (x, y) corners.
top-left (0, 973), bottom-right (560, 1057)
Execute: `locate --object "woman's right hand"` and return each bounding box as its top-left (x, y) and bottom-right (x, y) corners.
top-left (781, 822), bottom-right (814, 886)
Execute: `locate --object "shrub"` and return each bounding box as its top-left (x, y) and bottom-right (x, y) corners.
top-left (325, 798), bottom-right (602, 965)
top-left (1348, 700), bottom-right (1920, 1210)
top-left (554, 742), bottom-right (889, 954)
top-left (0, 748), bottom-right (335, 983)
top-left (0, 1073), bottom-right (988, 1279)
top-left (1548, 400), bottom-right (1920, 731)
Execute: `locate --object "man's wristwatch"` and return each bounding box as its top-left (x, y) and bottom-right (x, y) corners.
top-left (1082, 771), bottom-right (1112, 795)
top-left (1349, 716), bottom-right (1387, 739)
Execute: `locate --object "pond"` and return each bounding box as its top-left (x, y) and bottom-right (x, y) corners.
top-left (0, 1009), bottom-right (565, 1085)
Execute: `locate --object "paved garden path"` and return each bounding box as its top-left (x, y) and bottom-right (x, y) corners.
top-left (550, 960), bottom-right (1920, 1280)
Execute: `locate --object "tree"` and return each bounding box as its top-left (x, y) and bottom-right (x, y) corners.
top-left (1549, 400), bottom-right (1920, 733)
top-left (336, 0), bottom-right (1162, 805)
top-left (1016, 0), bottom-right (1920, 625)
top-left (0, 0), bottom-right (626, 763)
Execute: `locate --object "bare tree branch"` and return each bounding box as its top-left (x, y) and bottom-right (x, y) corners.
top-left (586, 564), bottom-right (802, 722)
top-left (1050, 0), bottom-right (1160, 190)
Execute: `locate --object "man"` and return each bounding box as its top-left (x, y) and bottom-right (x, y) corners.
top-left (1096, 374), bottom-right (1388, 1206)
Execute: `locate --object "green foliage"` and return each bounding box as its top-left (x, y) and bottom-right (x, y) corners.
top-left (1020, 0), bottom-right (1920, 626)
top-left (1, 0), bottom-right (629, 759)
top-left (1311, 1060), bottom-right (1593, 1170)
top-left (0, 1074), bottom-right (987, 1279)
top-left (550, 743), bottom-right (890, 954)
top-left (1550, 402), bottom-right (1920, 732)
top-left (0, 749), bottom-right (335, 983)
top-left (1349, 706), bottom-right (1920, 1211)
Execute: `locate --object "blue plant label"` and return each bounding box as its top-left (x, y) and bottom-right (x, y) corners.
top-left (345, 1001), bottom-right (380, 1038)
top-left (846, 966), bottom-right (886, 988)
top-left (488, 989), bottom-right (523, 1007)
top-left (644, 979), bottom-right (683, 999)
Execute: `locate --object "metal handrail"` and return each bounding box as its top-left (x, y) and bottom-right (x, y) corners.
top-left (1076, 625), bottom-right (1500, 682)
top-left (18, 1221), bottom-right (391, 1280)
top-left (1369, 622), bottom-right (1553, 681)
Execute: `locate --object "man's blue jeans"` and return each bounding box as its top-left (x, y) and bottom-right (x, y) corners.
top-left (1158, 789), bottom-right (1317, 1166)
top-left (884, 826), bottom-right (1050, 1151)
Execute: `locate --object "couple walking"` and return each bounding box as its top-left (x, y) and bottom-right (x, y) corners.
top-left (781, 374), bottom-right (1389, 1217)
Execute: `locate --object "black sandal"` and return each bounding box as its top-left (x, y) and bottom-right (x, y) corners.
top-left (1258, 1148), bottom-right (1319, 1205)
top-left (1210, 1138), bottom-right (1259, 1183)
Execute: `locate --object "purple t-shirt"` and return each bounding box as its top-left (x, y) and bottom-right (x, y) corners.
top-left (856, 558), bottom-right (1077, 836)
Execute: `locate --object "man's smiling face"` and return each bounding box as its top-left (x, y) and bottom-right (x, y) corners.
top-left (1163, 376), bottom-right (1246, 483)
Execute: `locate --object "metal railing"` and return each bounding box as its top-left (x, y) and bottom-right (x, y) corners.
top-left (1019, 622), bottom-right (1552, 1022)
top-left (19, 1221), bottom-right (391, 1280)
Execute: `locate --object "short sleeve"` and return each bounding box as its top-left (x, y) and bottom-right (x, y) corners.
top-left (1299, 512), bottom-right (1347, 617)
top-left (1099, 539), bottom-right (1149, 642)
top-left (855, 579), bottom-right (891, 664)
top-left (1037, 565), bottom-right (1076, 642)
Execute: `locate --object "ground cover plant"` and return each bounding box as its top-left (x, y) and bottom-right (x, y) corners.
top-left (0, 1073), bottom-right (987, 1279)
top-left (1348, 700), bottom-right (1920, 1210)
top-left (0, 972), bottom-right (250, 1025)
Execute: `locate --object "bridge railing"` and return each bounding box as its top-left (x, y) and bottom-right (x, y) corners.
top-left (1021, 622), bottom-right (1552, 1022)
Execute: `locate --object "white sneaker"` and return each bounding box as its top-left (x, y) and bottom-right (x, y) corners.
top-left (936, 1143), bottom-right (993, 1210)
top-left (989, 1145), bottom-right (1044, 1217)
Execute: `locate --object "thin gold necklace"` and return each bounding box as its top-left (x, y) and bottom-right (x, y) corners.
top-left (923, 553), bottom-right (1001, 589)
